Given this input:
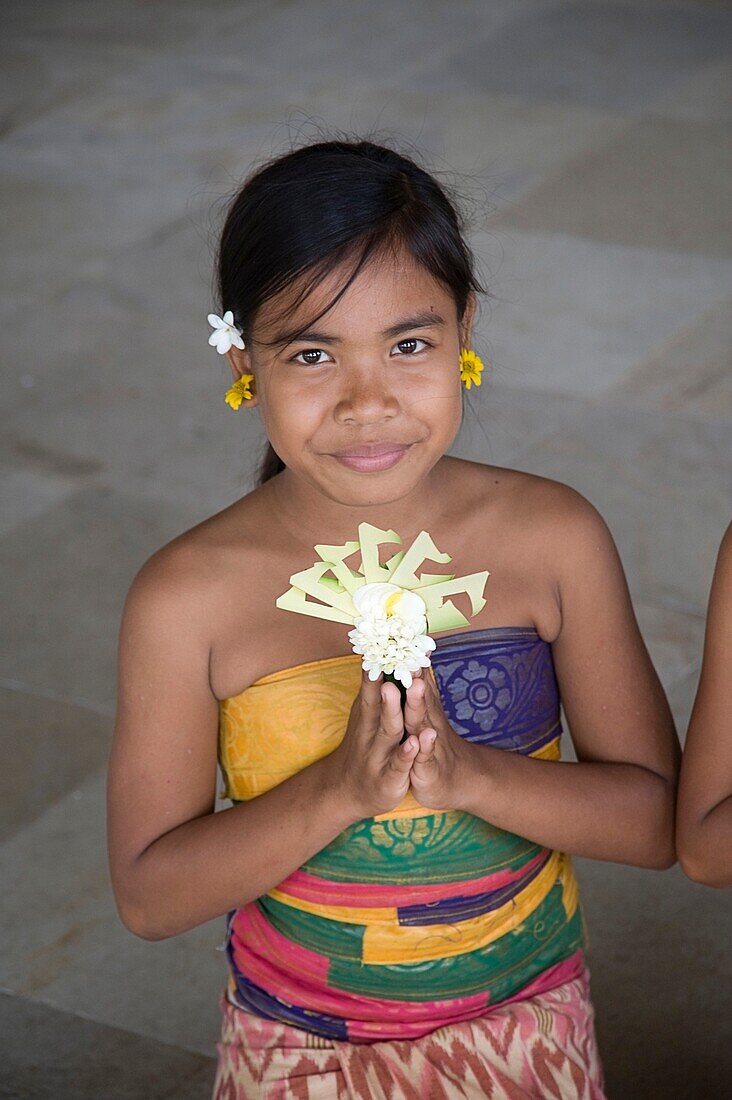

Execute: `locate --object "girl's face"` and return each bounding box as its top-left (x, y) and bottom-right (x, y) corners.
top-left (227, 246), bottom-right (475, 516)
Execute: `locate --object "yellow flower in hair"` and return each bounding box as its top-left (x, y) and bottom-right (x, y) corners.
top-left (224, 374), bottom-right (255, 409)
top-left (459, 348), bottom-right (485, 390)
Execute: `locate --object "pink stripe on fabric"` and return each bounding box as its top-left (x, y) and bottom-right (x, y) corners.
top-left (231, 903), bottom-right (331, 986)
top-left (232, 902), bottom-right (586, 1038)
top-left (492, 948), bottom-right (585, 1008)
top-left (231, 928), bottom-right (488, 1029)
top-left (344, 949), bottom-right (587, 1042)
top-left (275, 850), bottom-right (550, 908)
top-left (231, 906), bottom-right (491, 1024)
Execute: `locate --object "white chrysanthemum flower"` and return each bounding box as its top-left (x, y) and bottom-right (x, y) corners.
top-left (347, 582), bottom-right (436, 688)
top-left (208, 310), bottom-right (245, 354)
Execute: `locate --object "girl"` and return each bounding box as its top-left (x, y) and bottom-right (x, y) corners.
top-left (107, 138), bottom-right (680, 1099)
top-left (677, 520), bottom-right (732, 888)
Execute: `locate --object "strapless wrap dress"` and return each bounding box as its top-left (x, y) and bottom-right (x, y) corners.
top-left (212, 626), bottom-right (606, 1098)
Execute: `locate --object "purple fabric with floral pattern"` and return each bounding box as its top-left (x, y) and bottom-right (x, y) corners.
top-left (430, 626), bottom-right (561, 754)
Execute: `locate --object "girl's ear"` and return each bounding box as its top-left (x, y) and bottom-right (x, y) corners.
top-left (225, 346), bottom-right (259, 408)
top-left (460, 292), bottom-right (477, 348)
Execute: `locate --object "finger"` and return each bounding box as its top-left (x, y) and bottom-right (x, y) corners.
top-left (404, 672), bottom-right (428, 733)
top-left (390, 734), bottom-right (419, 772)
top-left (413, 727), bottom-right (437, 765)
top-left (359, 665), bottom-right (383, 731)
top-left (379, 680), bottom-right (405, 744)
top-left (421, 665), bottom-right (439, 703)
top-left (421, 668), bottom-right (446, 720)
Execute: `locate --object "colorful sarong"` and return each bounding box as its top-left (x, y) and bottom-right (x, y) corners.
top-left (212, 964), bottom-right (606, 1099)
top-left (217, 628), bottom-right (589, 1043)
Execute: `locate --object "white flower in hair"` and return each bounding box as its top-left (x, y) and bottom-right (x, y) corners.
top-left (208, 310), bottom-right (245, 354)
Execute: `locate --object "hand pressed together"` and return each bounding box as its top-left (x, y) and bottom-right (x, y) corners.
top-left (392, 666), bottom-right (476, 811)
top-left (326, 665), bottom-right (476, 820)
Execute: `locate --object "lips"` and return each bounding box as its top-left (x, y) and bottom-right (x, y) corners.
top-left (331, 442), bottom-right (411, 458)
top-left (330, 440), bottom-right (413, 470)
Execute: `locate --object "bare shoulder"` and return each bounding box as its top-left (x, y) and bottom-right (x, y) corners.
top-left (458, 456), bottom-right (614, 556)
top-left (122, 488), bottom-right (265, 634)
top-left (441, 458), bottom-right (621, 640)
top-left (519, 469), bottom-right (613, 549)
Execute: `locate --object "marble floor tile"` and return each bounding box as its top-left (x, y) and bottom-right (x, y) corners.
top-left (3, 0), bottom-right (236, 44)
top-left (668, 664), bottom-right (702, 744)
top-left (0, 135), bottom-right (266, 318)
top-left (513, 402), bottom-right (731, 615)
top-left (0, 467), bottom-right (83, 538)
top-left (493, 117), bottom-right (732, 256)
top-left (358, 90), bottom-right (631, 208)
top-left (3, 256), bottom-right (265, 516)
top-left (633, 599), bottom-right (706, 720)
top-left (471, 229), bottom-right (732, 397)
top-left (605, 297), bottom-right (732, 422)
top-left (0, 486), bottom-right (196, 711)
top-left (0, 41), bottom-right (116, 139)
top-left (0, 0), bottom-right (530, 221)
top-left (451, 379), bottom-right (586, 466)
top-left (0, 0), bottom-right (221, 137)
top-left (413, 1), bottom-right (732, 112)
top-left (575, 859), bottom-right (732, 1099)
top-left (0, 687), bottom-right (111, 842)
top-left (0, 992), bottom-right (215, 1100)
top-left (182, 0), bottom-right (535, 96)
top-left (649, 54), bottom-right (732, 123)
top-left (0, 171), bottom-right (108, 318)
top-left (0, 767), bottom-right (230, 1057)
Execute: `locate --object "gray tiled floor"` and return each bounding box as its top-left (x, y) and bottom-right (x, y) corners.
top-left (2, 2), bottom-right (731, 1097)
top-left (495, 117), bottom-right (732, 255)
top-left (420, 1), bottom-right (732, 111)
top-left (0, 994), bottom-right (216, 1100)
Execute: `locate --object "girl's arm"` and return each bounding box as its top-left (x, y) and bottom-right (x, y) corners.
top-left (461, 486), bottom-right (680, 868)
top-left (107, 549), bottom-right (358, 942)
top-left (108, 550), bottom-right (356, 937)
top-left (676, 521), bottom-right (732, 887)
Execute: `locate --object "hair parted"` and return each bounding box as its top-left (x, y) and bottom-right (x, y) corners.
top-left (214, 131), bottom-right (488, 487)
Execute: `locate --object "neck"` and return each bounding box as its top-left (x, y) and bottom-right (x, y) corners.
top-left (267, 459), bottom-right (452, 551)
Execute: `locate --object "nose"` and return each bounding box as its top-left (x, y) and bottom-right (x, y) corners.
top-left (334, 364), bottom-right (399, 424)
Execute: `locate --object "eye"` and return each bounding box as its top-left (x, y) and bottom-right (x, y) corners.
top-left (290, 348), bottom-right (333, 366)
top-left (393, 338), bottom-right (431, 356)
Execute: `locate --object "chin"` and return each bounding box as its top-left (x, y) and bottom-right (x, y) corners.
top-left (331, 473), bottom-right (428, 506)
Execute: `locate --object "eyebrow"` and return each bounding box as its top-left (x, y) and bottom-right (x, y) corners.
top-left (276, 311), bottom-right (447, 347)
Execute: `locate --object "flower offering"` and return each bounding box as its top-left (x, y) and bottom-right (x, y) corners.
top-left (276, 523), bottom-right (490, 696)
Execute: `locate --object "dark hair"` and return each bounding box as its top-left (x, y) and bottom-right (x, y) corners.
top-left (214, 134), bottom-right (487, 486)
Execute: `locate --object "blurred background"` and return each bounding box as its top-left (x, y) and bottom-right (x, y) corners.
top-left (1, 1), bottom-right (730, 1097)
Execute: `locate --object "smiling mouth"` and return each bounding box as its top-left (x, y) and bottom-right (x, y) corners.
top-left (329, 445), bottom-right (413, 472)
top-left (330, 443), bottom-right (414, 458)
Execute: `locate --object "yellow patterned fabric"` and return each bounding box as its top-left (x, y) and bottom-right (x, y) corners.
top-left (219, 652), bottom-right (559, 820)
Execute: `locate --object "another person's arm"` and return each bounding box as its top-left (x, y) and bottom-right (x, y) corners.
top-left (676, 521), bottom-right (732, 888)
